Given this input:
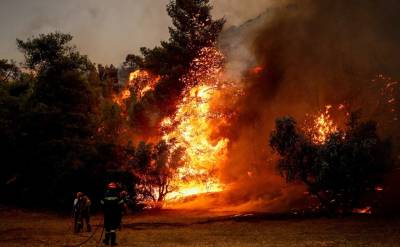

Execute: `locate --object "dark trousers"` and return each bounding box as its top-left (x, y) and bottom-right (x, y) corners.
top-left (74, 212), bottom-right (91, 233)
top-left (103, 216), bottom-right (120, 245)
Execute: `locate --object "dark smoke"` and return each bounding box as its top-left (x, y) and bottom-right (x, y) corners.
top-left (216, 0), bottom-right (400, 212)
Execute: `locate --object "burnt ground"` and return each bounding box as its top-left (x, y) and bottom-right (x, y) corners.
top-left (1, 207), bottom-right (400, 247)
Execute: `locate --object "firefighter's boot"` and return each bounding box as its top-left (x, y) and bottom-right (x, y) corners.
top-left (110, 231), bottom-right (117, 246)
top-left (103, 232), bottom-right (110, 245)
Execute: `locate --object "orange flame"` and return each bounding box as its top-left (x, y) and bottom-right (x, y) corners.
top-left (112, 69), bottom-right (160, 113)
top-left (307, 105), bottom-right (338, 144)
top-left (162, 47), bottom-right (228, 201)
top-left (128, 69), bottom-right (160, 99)
top-left (353, 206), bottom-right (372, 214)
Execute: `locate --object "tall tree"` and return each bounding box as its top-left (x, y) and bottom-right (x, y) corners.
top-left (129, 0), bottom-right (225, 134)
top-left (141, 0), bottom-right (225, 77)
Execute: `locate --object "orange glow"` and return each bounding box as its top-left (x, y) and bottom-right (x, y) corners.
top-left (307, 105), bottom-right (338, 144)
top-left (112, 89), bottom-right (131, 107)
top-left (162, 47), bottom-right (229, 201)
top-left (112, 69), bottom-right (160, 113)
top-left (353, 206), bottom-right (372, 214)
top-left (129, 69), bottom-right (149, 81)
top-left (128, 69), bottom-right (160, 99)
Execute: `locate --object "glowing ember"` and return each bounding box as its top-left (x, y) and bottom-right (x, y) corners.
top-left (353, 206), bottom-right (372, 214)
top-left (112, 89), bottom-right (131, 107)
top-left (372, 74), bottom-right (399, 121)
top-left (307, 105), bottom-right (338, 144)
top-left (112, 69), bottom-right (160, 115)
top-left (162, 47), bottom-right (229, 201)
top-left (129, 69), bottom-right (145, 81)
top-left (128, 69), bottom-right (160, 99)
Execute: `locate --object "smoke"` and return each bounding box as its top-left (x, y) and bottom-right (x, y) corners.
top-left (0, 0), bottom-right (171, 65)
top-left (1, 0), bottom-right (284, 66)
top-left (211, 0), bottom-right (286, 27)
top-left (210, 0), bottom-right (400, 212)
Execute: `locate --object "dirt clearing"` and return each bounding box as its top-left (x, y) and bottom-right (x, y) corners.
top-left (1, 207), bottom-right (400, 247)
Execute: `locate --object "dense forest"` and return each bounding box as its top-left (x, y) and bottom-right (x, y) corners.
top-left (0, 0), bottom-right (225, 210)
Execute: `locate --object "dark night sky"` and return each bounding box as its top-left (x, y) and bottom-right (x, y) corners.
top-left (0, 0), bottom-right (277, 65)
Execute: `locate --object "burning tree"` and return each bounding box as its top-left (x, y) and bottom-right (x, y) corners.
top-left (111, 0), bottom-right (228, 204)
top-left (127, 0), bottom-right (225, 133)
top-left (270, 112), bottom-right (392, 214)
top-left (133, 140), bottom-right (185, 206)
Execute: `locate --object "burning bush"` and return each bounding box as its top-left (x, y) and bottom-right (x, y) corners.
top-left (270, 112), bottom-right (392, 214)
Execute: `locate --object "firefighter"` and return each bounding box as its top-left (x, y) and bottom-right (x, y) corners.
top-left (72, 192), bottom-right (92, 233)
top-left (101, 182), bottom-right (124, 246)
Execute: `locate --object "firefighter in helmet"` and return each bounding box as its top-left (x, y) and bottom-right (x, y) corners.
top-left (101, 182), bottom-right (124, 246)
top-left (72, 192), bottom-right (92, 233)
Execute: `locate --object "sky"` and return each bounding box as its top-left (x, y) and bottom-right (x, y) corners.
top-left (0, 0), bottom-right (275, 65)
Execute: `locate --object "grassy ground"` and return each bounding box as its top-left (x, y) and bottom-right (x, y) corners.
top-left (0, 207), bottom-right (400, 247)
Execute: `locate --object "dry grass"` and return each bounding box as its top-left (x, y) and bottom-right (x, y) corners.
top-left (0, 207), bottom-right (399, 247)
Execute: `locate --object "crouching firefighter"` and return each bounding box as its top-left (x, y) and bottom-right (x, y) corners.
top-left (101, 182), bottom-right (124, 246)
top-left (72, 192), bottom-right (92, 233)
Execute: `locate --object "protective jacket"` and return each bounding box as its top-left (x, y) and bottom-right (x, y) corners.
top-left (101, 189), bottom-right (124, 245)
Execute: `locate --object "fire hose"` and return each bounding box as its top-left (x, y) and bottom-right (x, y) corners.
top-left (64, 218), bottom-right (104, 247)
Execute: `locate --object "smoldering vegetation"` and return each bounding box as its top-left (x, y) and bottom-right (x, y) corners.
top-left (207, 0), bottom-right (400, 212)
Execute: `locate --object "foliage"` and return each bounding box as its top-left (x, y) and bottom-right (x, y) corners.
top-left (0, 33), bottom-right (128, 210)
top-left (128, 0), bottom-right (225, 133)
top-left (0, 59), bottom-right (20, 83)
top-left (0, 0), bottom-right (225, 210)
top-left (133, 140), bottom-right (184, 205)
top-left (270, 113), bottom-right (392, 214)
top-left (17, 33), bottom-right (92, 73)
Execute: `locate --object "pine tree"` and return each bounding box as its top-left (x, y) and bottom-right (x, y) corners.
top-left (130, 0), bottom-right (225, 133)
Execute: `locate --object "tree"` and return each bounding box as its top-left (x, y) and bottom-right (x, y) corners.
top-left (0, 32), bottom-right (140, 210)
top-left (8, 32), bottom-right (100, 207)
top-left (269, 113), bottom-right (392, 214)
top-left (133, 140), bottom-right (184, 206)
top-left (97, 64), bottom-right (120, 97)
top-left (123, 54), bottom-right (143, 71)
top-left (0, 59), bottom-right (20, 83)
top-left (141, 0), bottom-right (225, 76)
top-left (129, 0), bottom-right (225, 134)
top-left (17, 33), bottom-right (92, 73)
top-left (0, 70), bottom-right (31, 195)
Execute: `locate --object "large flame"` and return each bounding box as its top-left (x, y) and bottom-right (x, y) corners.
top-left (162, 47), bottom-right (229, 201)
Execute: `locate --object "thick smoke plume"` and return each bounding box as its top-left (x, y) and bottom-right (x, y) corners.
top-left (207, 0), bottom-right (400, 212)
